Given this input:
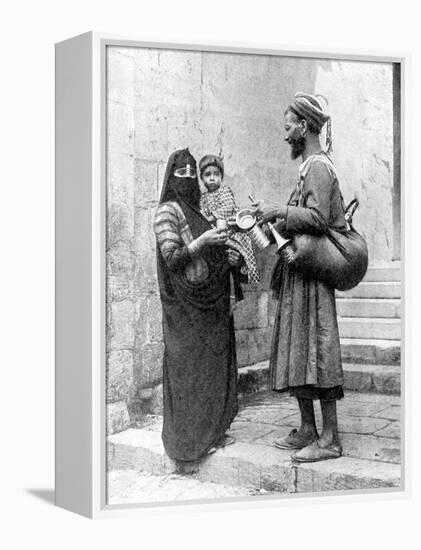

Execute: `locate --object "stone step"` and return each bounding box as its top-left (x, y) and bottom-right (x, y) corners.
top-left (238, 360), bottom-right (400, 395)
top-left (108, 420), bottom-right (400, 496)
top-left (343, 363), bottom-right (400, 395)
top-left (338, 317), bottom-right (401, 340)
top-left (336, 298), bottom-right (401, 319)
top-left (363, 264), bottom-right (401, 282)
top-left (336, 282), bottom-right (400, 299)
top-left (107, 470), bottom-right (258, 505)
top-left (340, 338), bottom-right (400, 365)
top-left (238, 361), bottom-right (270, 394)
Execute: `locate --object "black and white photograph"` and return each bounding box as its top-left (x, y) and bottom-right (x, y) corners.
top-left (5, 0), bottom-right (421, 546)
top-left (105, 44), bottom-right (402, 506)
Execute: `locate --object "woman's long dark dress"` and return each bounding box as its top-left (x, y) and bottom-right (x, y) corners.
top-left (154, 200), bottom-right (238, 461)
top-left (270, 153), bottom-right (347, 398)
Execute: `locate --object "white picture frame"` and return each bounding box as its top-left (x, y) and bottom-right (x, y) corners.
top-left (55, 31), bottom-right (409, 518)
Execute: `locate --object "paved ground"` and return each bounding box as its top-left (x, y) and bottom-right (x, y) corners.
top-left (232, 390), bottom-right (401, 464)
top-left (107, 390), bottom-right (401, 505)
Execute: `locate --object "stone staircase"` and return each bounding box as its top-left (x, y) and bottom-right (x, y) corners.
top-left (237, 264), bottom-right (402, 395)
top-left (337, 263), bottom-right (401, 364)
top-left (337, 263), bottom-right (401, 393)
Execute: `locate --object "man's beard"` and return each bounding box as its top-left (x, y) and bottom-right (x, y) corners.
top-left (289, 136), bottom-right (306, 160)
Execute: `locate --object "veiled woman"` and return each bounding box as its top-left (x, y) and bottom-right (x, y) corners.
top-left (153, 148), bottom-right (242, 461)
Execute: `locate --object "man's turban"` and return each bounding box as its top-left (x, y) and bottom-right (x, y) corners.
top-left (288, 92), bottom-right (332, 153)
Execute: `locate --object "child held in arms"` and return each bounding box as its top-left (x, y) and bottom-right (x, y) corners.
top-left (199, 154), bottom-right (259, 284)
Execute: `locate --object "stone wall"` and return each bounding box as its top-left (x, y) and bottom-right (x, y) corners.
top-left (106, 46), bottom-right (395, 434)
top-left (315, 60), bottom-right (394, 263)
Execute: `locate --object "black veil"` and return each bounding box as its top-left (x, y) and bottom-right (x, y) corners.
top-left (159, 148), bottom-right (210, 240)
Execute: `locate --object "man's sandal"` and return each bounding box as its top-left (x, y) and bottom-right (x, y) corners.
top-left (274, 428), bottom-right (318, 450)
top-left (291, 440), bottom-right (342, 463)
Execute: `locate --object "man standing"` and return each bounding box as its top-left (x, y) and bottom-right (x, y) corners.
top-left (257, 92), bottom-right (347, 462)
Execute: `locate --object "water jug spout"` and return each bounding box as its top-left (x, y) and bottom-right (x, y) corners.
top-left (267, 222), bottom-right (291, 251)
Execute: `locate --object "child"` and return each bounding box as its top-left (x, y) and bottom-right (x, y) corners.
top-left (199, 154), bottom-right (260, 284)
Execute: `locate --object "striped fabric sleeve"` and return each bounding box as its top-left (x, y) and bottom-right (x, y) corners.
top-left (154, 204), bottom-right (192, 269)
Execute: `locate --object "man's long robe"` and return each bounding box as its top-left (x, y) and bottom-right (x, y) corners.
top-left (270, 153), bottom-right (346, 395)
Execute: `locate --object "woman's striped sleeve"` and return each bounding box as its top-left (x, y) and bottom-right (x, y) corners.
top-left (153, 204), bottom-right (190, 269)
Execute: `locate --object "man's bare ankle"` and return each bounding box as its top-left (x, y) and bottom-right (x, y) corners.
top-left (298, 425), bottom-right (318, 439)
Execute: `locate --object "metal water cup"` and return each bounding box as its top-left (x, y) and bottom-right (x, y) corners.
top-left (236, 207), bottom-right (270, 250)
top-left (236, 208), bottom-right (256, 231)
top-left (248, 224), bottom-right (271, 249)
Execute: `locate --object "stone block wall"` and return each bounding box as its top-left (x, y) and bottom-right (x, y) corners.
top-left (314, 60), bottom-right (394, 263)
top-left (105, 46), bottom-right (395, 434)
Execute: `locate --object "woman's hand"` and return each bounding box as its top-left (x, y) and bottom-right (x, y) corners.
top-left (200, 228), bottom-right (228, 246)
top-left (227, 248), bottom-right (242, 267)
top-left (204, 213), bottom-right (216, 223)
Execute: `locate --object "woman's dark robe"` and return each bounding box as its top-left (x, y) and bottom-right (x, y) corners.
top-left (153, 149), bottom-right (238, 461)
